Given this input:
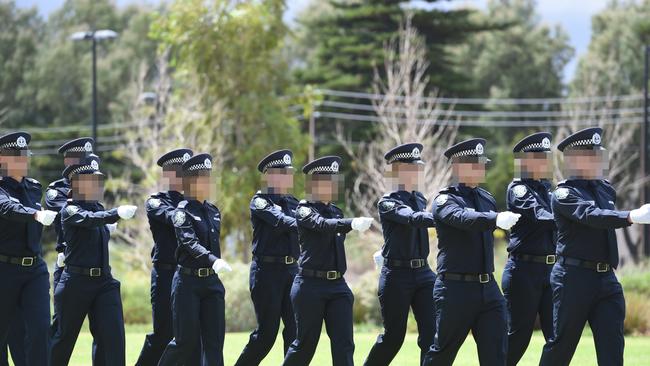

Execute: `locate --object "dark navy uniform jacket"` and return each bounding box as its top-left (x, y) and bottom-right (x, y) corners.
top-left (0, 177), bottom-right (44, 257)
top-left (295, 201), bottom-right (353, 274)
top-left (432, 184), bottom-right (498, 274)
top-left (378, 190), bottom-right (434, 259)
top-left (552, 179), bottom-right (630, 267)
top-left (146, 191), bottom-right (184, 264)
top-left (506, 179), bottom-right (556, 255)
top-left (46, 178), bottom-right (71, 253)
top-left (61, 200), bottom-right (120, 269)
top-left (250, 192), bottom-right (299, 259)
top-left (173, 200), bottom-right (221, 269)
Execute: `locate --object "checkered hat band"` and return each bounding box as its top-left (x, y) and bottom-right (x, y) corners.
top-left (63, 146), bottom-right (89, 153)
top-left (450, 149), bottom-right (479, 158)
top-left (69, 164), bottom-right (96, 177)
top-left (0, 141), bottom-right (26, 149)
top-left (567, 139), bottom-right (597, 148)
top-left (187, 163), bottom-right (210, 171)
top-left (161, 156), bottom-right (186, 166)
top-left (263, 159), bottom-right (290, 171)
top-left (521, 142), bottom-right (549, 152)
top-left (387, 152), bottom-right (419, 164)
top-left (307, 166), bottom-right (337, 174)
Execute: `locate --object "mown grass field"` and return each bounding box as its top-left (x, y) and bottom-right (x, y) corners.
top-left (27, 324), bottom-right (650, 366)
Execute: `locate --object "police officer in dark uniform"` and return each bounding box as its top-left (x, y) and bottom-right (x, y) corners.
top-left (50, 155), bottom-right (137, 365)
top-left (0, 132), bottom-right (56, 366)
top-left (136, 148), bottom-right (203, 366)
top-left (364, 143), bottom-right (436, 366)
top-left (45, 137), bottom-right (106, 365)
top-left (235, 149), bottom-right (299, 365)
top-left (422, 138), bottom-right (521, 366)
top-left (502, 132), bottom-right (556, 365)
top-left (539, 127), bottom-right (649, 366)
top-left (282, 156), bottom-right (373, 366)
top-left (158, 153), bottom-right (231, 366)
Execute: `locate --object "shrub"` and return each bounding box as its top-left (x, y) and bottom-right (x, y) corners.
top-left (624, 292), bottom-right (650, 335)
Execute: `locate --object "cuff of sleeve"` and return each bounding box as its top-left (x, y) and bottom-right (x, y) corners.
top-left (208, 254), bottom-right (219, 265)
top-left (487, 211), bottom-right (499, 228)
top-left (618, 210), bottom-right (632, 226)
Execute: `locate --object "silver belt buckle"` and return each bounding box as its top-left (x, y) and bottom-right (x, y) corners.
top-left (21, 257), bottom-right (34, 266)
top-left (545, 255), bottom-right (556, 265)
top-left (284, 256), bottom-right (295, 265)
top-left (326, 271), bottom-right (338, 280)
top-left (89, 268), bottom-right (101, 277)
top-left (410, 259), bottom-right (424, 268)
top-left (478, 273), bottom-right (490, 283)
top-left (596, 263), bottom-right (609, 272)
top-left (197, 268), bottom-right (210, 277)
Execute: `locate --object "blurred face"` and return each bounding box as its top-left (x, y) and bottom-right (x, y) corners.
top-left (385, 162), bottom-right (424, 192)
top-left (451, 157), bottom-right (488, 186)
top-left (262, 167), bottom-right (294, 194)
top-left (0, 150), bottom-right (30, 179)
top-left (63, 152), bottom-right (86, 167)
top-left (71, 174), bottom-right (105, 201)
top-left (306, 174), bottom-right (343, 202)
top-left (183, 172), bottom-right (214, 202)
top-left (563, 149), bottom-right (609, 180)
top-left (162, 166), bottom-right (184, 192)
top-left (515, 152), bottom-right (553, 180)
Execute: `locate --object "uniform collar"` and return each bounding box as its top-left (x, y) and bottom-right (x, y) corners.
top-left (1, 176), bottom-right (25, 189)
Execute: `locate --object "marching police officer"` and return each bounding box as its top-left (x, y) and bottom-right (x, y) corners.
top-left (364, 143), bottom-right (436, 366)
top-left (0, 132), bottom-right (56, 366)
top-left (539, 127), bottom-right (650, 366)
top-left (502, 132), bottom-right (556, 365)
top-left (135, 148), bottom-right (202, 366)
top-left (422, 138), bottom-right (521, 366)
top-left (282, 156), bottom-right (373, 366)
top-left (158, 153), bottom-right (232, 366)
top-left (50, 155), bottom-right (137, 365)
top-left (46, 137), bottom-right (105, 365)
top-left (235, 149), bottom-right (299, 365)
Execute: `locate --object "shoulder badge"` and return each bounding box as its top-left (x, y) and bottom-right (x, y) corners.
top-left (513, 185), bottom-right (527, 198)
top-left (147, 198), bottom-right (161, 209)
top-left (253, 197), bottom-right (268, 210)
top-left (66, 205), bottom-right (79, 215)
top-left (379, 200), bottom-right (396, 211)
top-left (297, 206), bottom-right (312, 219)
top-left (173, 211), bottom-right (186, 227)
top-left (435, 194), bottom-right (448, 205)
top-left (555, 188), bottom-right (570, 200)
top-left (47, 189), bottom-right (59, 200)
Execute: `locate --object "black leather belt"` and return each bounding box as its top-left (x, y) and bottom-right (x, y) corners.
top-left (558, 256), bottom-right (612, 272)
top-left (154, 262), bottom-right (177, 271)
top-left (440, 272), bottom-right (493, 283)
top-left (256, 255), bottom-right (297, 265)
top-left (0, 254), bottom-right (39, 267)
top-left (510, 253), bottom-right (556, 265)
top-left (179, 266), bottom-right (216, 277)
top-left (65, 265), bottom-right (109, 277)
top-left (384, 258), bottom-right (427, 269)
top-left (299, 268), bottom-right (342, 280)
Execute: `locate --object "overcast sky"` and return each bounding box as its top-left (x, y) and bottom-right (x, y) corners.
top-left (17, 0), bottom-right (612, 83)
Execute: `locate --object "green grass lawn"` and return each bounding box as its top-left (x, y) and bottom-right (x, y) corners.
top-left (34, 324), bottom-right (650, 366)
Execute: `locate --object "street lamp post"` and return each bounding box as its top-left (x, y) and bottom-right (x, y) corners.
top-left (70, 30), bottom-right (118, 147)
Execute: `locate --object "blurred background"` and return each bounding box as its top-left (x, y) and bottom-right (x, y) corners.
top-left (2, 0), bottom-right (650, 361)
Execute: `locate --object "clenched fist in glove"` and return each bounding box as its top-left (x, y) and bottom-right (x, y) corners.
top-left (372, 250), bottom-right (384, 269)
top-left (629, 204), bottom-right (650, 224)
top-left (57, 252), bottom-right (66, 268)
top-left (212, 258), bottom-right (233, 274)
top-left (106, 223), bottom-right (118, 233)
top-left (496, 211), bottom-right (521, 230)
top-left (34, 210), bottom-right (57, 226)
top-left (117, 205), bottom-right (137, 220)
top-left (351, 217), bottom-right (374, 232)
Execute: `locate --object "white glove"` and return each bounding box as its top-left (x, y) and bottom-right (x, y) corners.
top-left (351, 217), bottom-right (374, 232)
top-left (106, 223), bottom-right (118, 233)
top-left (117, 205), bottom-right (137, 220)
top-left (212, 258), bottom-right (232, 274)
top-left (56, 252), bottom-right (66, 268)
top-left (629, 204), bottom-right (650, 224)
top-left (496, 211), bottom-right (521, 230)
top-left (373, 250), bottom-right (384, 269)
top-left (34, 210), bottom-right (57, 226)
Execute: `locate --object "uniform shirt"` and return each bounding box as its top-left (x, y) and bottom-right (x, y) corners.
top-left (552, 179), bottom-right (630, 267)
top-left (0, 177), bottom-right (43, 257)
top-left (61, 200), bottom-right (120, 269)
top-left (250, 192), bottom-right (299, 259)
top-left (432, 184), bottom-right (498, 274)
top-left (45, 178), bottom-right (71, 253)
top-left (378, 190), bottom-right (434, 260)
top-left (146, 190), bottom-right (184, 264)
top-left (506, 179), bottom-right (556, 255)
top-left (295, 200), bottom-right (353, 273)
top-left (172, 199), bottom-right (221, 269)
